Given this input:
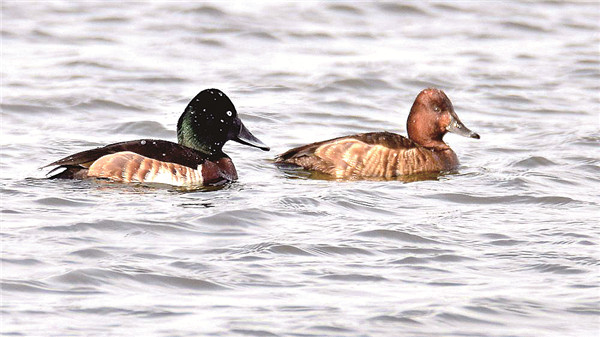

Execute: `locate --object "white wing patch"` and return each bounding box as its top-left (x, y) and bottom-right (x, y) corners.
top-left (143, 163), bottom-right (204, 186)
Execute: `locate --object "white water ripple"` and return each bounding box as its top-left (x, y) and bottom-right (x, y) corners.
top-left (2, 2), bottom-right (599, 337)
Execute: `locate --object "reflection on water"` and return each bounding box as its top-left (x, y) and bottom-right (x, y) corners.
top-left (2, 1), bottom-right (599, 337)
top-left (275, 162), bottom-right (446, 183)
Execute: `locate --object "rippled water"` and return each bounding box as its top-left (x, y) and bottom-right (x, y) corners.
top-left (2, 2), bottom-right (599, 336)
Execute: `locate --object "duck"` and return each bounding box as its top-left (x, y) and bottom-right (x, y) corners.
top-left (274, 88), bottom-right (479, 179)
top-left (44, 88), bottom-right (270, 186)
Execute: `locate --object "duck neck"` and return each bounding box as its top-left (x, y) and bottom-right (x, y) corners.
top-left (415, 137), bottom-right (450, 151)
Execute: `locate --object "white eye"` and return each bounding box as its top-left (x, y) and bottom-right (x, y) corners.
top-left (226, 111), bottom-right (232, 117)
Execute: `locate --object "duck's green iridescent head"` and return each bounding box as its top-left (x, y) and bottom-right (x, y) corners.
top-left (177, 89), bottom-right (269, 156)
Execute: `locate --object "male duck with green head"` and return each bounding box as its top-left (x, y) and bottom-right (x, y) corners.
top-left (44, 89), bottom-right (270, 186)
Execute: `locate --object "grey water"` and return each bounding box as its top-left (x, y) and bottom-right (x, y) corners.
top-left (1, 1), bottom-right (599, 336)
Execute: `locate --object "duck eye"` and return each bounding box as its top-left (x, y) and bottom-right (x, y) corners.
top-left (226, 111), bottom-right (233, 117)
top-left (433, 106), bottom-right (440, 112)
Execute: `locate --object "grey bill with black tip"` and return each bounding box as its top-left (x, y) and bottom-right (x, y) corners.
top-left (234, 121), bottom-right (270, 151)
top-left (447, 112), bottom-right (480, 139)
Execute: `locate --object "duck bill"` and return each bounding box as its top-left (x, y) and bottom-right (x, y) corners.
top-left (234, 121), bottom-right (270, 151)
top-left (447, 112), bottom-right (480, 139)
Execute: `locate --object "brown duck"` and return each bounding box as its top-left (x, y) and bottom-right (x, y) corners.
top-left (275, 88), bottom-right (480, 179)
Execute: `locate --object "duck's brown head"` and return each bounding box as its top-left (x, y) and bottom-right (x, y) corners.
top-left (407, 88), bottom-right (479, 150)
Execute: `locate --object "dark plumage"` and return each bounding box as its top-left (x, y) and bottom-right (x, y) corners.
top-left (44, 89), bottom-right (269, 186)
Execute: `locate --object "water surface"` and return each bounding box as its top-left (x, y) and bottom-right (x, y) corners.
top-left (2, 2), bottom-right (599, 336)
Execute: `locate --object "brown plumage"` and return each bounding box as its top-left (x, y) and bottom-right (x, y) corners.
top-left (87, 151), bottom-right (205, 185)
top-left (275, 88), bottom-right (480, 179)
